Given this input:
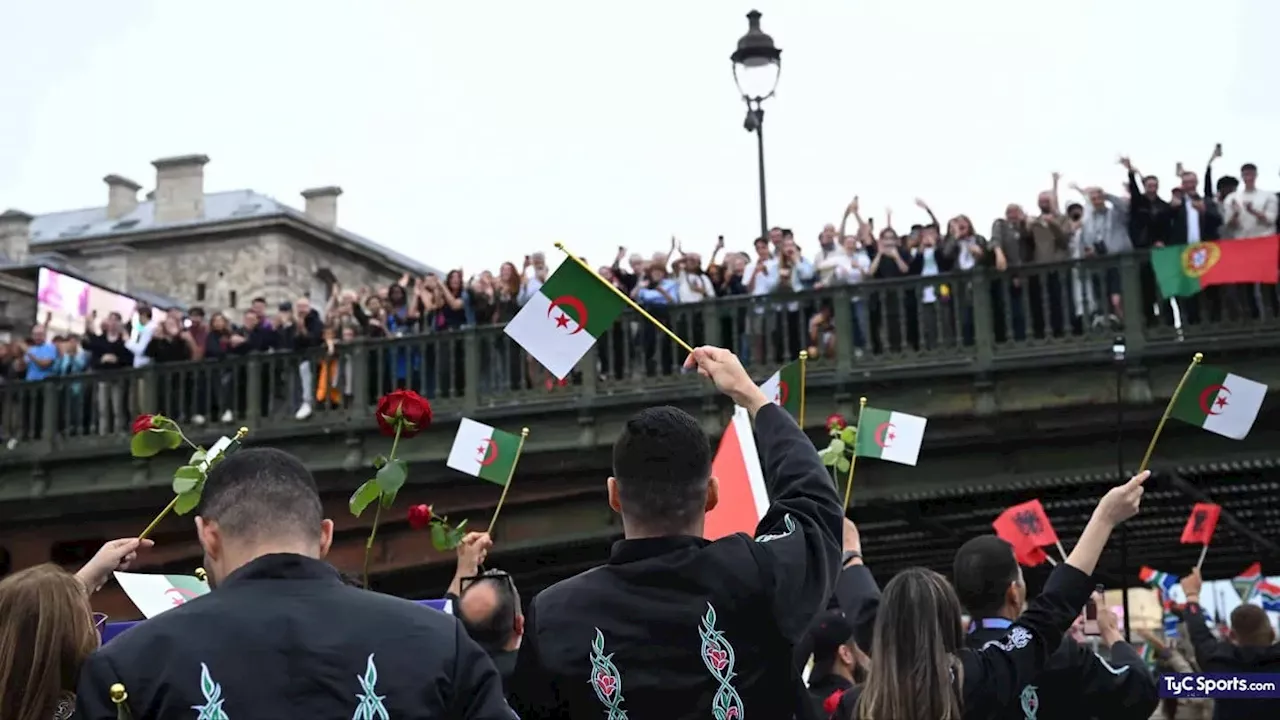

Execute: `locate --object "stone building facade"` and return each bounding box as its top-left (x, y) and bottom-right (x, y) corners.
top-left (0, 154), bottom-right (438, 331)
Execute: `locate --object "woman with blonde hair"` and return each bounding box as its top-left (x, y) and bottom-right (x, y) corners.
top-left (0, 538), bottom-right (149, 720)
top-left (834, 471), bottom-right (1149, 720)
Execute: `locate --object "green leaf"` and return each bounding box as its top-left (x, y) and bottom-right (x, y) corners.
top-left (130, 428), bottom-right (182, 458)
top-left (174, 490), bottom-right (201, 516)
top-left (349, 479), bottom-right (381, 517)
top-left (836, 456), bottom-right (851, 473)
top-left (445, 526), bottom-right (466, 550)
top-left (819, 448), bottom-right (839, 467)
top-left (172, 465), bottom-right (203, 495)
top-left (379, 488), bottom-right (397, 509)
top-left (189, 448), bottom-right (208, 466)
top-left (372, 455), bottom-right (387, 470)
top-left (430, 523), bottom-right (448, 550)
top-left (374, 458), bottom-right (408, 497)
top-left (840, 427), bottom-right (858, 445)
top-left (828, 439), bottom-right (845, 456)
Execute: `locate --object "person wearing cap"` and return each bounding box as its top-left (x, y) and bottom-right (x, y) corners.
top-left (805, 609), bottom-right (867, 717)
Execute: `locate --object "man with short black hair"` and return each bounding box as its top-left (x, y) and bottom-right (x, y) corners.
top-left (952, 534), bottom-right (1157, 720)
top-left (77, 447), bottom-right (512, 719)
top-left (1179, 566), bottom-right (1280, 720)
top-left (509, 346), bottom-right (842, 720)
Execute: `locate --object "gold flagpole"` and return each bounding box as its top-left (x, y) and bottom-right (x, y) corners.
top-left (1137, 353), bottom-right (1202, 473)
top-left (486, 428), bottom-right (529, 532)
top-left (110, 684), bottom-right (134, 720)
top-left (842, 397), bottom-right (867, 512)
top-left (554, 242), bottom-right (694, 354)
top-left (798, 350), bottom-right (808, 428)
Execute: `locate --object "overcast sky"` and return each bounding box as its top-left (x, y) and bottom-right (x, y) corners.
top-left (2, 0), bottom-right (1276, 276)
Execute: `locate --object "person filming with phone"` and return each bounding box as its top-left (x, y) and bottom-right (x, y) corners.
top-left (952, 535), bottom-right (1158, 720)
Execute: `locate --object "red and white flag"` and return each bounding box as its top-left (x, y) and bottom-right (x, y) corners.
top-left (704, 406), bottom-right (768, 540)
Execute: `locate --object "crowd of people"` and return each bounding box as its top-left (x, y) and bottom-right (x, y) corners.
top-left (3, 147), bottom-right (1277, 444)
top-left (1, 344), bottom-right (1277, 719)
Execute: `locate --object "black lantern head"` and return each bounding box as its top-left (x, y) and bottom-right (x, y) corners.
top-left (731, 10), bottom-right (782, 101)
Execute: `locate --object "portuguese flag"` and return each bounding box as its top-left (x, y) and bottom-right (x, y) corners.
top-left (446, 418), bottom-right (523, 485)
top-left (853, 406), bottom-right (928, 466)
top-left (758, 360), bottom-right (803, 416)
top-left (1169, 364), bottom-right (1267, 440)
top-left (1151, 235), bottom-right (1279, 299)
top-left (504, 259), bottom-right (627, 379)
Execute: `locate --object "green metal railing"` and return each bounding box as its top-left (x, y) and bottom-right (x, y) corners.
top-left (2, 252), bottom-right (1277, 458)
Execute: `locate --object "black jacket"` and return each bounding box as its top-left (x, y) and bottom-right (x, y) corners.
top-left (1127, 171), bottom-right (1172, 249)
top-left (966, 620), bottom-right (1157, 719)
top-left (1182, 601), bottom-right (1280, 720)
top-left (835, 563), bottom-right (1096, 720)
top-left (76, 554), bottom-right (513, 719)
top-left (507, 403), bottom-right (843, 720)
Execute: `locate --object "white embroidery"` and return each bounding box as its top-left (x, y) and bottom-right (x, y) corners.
top-left (754, 513), bottom-right (796, 543)
top-left (980, 626), bottom-right (1033, 652)
top-left (1093, 652), bottom-right (1131, 676)
top-left (192, 663), bottom-right (230, 719)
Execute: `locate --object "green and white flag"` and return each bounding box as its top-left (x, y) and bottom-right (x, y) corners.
top-left (854, 406), bottom-right (927, 466)
top-left (447, 418), bottom-right (522, 486)
top-left (113, 571), bottom-right (209, 618)
top-left (503, 259), bottom-right (628, 379)
top-left (758, 360), bottom-right (803, 416)
top-left (1170, 365), bottom-right (1267, 440)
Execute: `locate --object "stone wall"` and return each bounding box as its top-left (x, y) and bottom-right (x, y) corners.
top-left (62, 228), bottom-right (402, 315)
top-left (0, 284), bottom-right (37, 338)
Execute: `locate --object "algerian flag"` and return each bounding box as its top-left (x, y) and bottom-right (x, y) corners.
top-left (503, 259), bottom-right (627, 379)
top-left (447, 418), bottom-right (522, 486)
top-left (114, 571), bottom-right (209, 618)
top-left (1169, 365), bottom-right (1267, 440)
top-left (853, 406), bottom-right (927, 466)
top-left (758, 360), bottom-right (803, 416)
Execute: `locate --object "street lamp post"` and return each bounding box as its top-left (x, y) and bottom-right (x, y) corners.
top-left (731, 10), bottom-right (781, 241)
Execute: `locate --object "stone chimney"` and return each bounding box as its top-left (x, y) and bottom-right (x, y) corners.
top-left (301, 186), bottom-right (343, 229)
top-left (104, 174), bottom-right (142, 219)
top-left (0, 209), bottom-right (33, 262)
top-left (151, 154), bottom-right (209, 224)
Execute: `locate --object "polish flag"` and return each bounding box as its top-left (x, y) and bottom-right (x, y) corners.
top-left (704, 406), bottom-right (769, 540)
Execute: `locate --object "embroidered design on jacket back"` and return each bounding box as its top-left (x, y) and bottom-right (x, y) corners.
top-left (754, 514), bottom-right (796, 543)
top-left (589, 628), bottom-right (628, 719)
top-left (353, 654), bottom-right (389, 720)
top-left (1019, 684), bottom-right (1039, 719)
top-left (981, 625), bottom-right (1032, 652)
top-left (192, 663), bottom-right (230, 720)
top-left (698, 603), bottom-right (744, 720)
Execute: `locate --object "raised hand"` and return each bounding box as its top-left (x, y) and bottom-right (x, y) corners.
top-left (914, 197), bottom-right (929, 210)
top-left (682, 346), bottom-right (768, 414)
top-left (1096, 470), bottom-right (1149, 526)
top-left (76, 537), bottom-right (154, 593)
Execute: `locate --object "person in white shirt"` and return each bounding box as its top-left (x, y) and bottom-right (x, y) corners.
top-left (1223, 163), bottom-right (1278, 239)
top-left (822, 233), bottom-right (872, 352)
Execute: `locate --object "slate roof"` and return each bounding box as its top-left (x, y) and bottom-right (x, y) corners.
top-left (25, 189), bottom-right (441, 277)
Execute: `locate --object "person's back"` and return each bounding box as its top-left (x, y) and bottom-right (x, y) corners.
top-left (1179, 567), bottom-right (1280, 720)
top-left (954, 535), bottom-right (1157, 720)
top-left (75, 448), bottom-right (511, 720)
top-left (507, 346), bottom-right (842, 720)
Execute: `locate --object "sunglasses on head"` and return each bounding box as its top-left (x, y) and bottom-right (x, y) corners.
top-left (458, 569), bottom-right (513, 596)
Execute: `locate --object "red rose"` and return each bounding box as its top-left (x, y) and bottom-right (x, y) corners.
top-left (706, 647), bottom-right (729, 671)
top-left (826, 413), bottom-right (847, 431)
top-left (594, 671), bottom-right (616, 698)
top-left (407, 504), bottom-right (433, 530)
top-left (132, 414), bottom-right (156, 435)
top-left (375, 390), bottom-right (432, 438)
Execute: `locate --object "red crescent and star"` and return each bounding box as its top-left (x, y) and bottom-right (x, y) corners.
top-left (874, 422), bottom-right (896, 448)
top-left (547, 295), bottom-right (588, 335)
top-left (476, 438), bottom-right (498, 466)
top-left (164, 587), bottom-right (199, 607)
top-left (774, 380), bottom-right (789, 406)
top-left (1197, 384), bottom-right (1230, 416)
